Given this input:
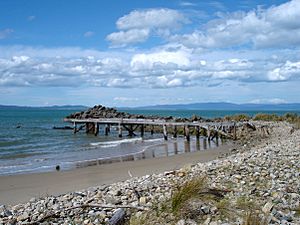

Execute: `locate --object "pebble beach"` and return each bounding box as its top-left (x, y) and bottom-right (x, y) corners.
top-left (0, 121), bottom-right (299, 224)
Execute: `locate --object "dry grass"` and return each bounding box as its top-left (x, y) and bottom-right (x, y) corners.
top-left (224, 114), bottom-right (251, 121)
top-left (242, 210), bottom-right (268, 225)
top-left (171, 178), bottom-right (206, 214)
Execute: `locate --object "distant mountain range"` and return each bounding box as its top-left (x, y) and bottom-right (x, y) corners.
top-left (0, 105), bottom-right (88, 110)
top-left (1, 102), bottom-right (300, 111)
top-left (134, 102), bottom-right (300, 111)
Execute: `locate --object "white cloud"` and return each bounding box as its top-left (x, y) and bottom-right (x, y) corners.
top-left (267, 61), bottom-right (300, 81)
top-left (179, 1), bottom-right (196, 7)
top-left (172, 0), bottom-right (300, 49)
top-left (113, 97), bottom-right (139, 102)
top-left (0, 28), bottom-right (14, 39)
top-left (250, 98), bottom-right (287, 104)
top-left (107, 8), bottom-right (188, 47)
top-left (106, 29), bottom-right (150, 47)
top-left (130, 50), bottom-right (190, 72)
top-left (116, 8), bottom-right (187, 30)
top-left (0, 46), bottom-right (299, 89)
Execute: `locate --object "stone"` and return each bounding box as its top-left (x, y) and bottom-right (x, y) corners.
top-left (17, 212), bottom-right (29, 221)
top-left (176, 219), bottom-right (185, 225)
top-left (262, 202), bottom-right (274, 214)
top-left (139, 196), bottom-right (147, 205)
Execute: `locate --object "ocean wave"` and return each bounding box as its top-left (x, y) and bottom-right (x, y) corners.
top-left (90, 137), bottom-right (143, 147)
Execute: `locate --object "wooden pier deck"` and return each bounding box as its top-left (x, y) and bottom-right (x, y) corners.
top-left (64, 118), bottom-right (238, 140)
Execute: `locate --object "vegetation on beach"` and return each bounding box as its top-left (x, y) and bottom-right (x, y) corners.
top-left (224, 112), bottom-right (300, 128)
top-left (128, 177), bottom-right (271, 225)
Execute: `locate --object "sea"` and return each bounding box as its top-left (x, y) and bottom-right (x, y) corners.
top-left (0, 108), bottom-right (298, 176)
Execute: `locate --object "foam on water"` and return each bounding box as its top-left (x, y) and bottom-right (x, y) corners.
top-left (90, 137), bottom-right (143, 147)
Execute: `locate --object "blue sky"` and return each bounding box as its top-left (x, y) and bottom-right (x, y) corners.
top-left (0, 0), bottom-right (299, 106)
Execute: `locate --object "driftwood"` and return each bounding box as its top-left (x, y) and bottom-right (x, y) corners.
top-left (22, 203), bottom-right (148, 225)
top-left (108, 208), bottom-right (126, 225)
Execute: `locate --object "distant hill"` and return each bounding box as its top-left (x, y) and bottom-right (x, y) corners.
top-left (135, 102), bottom-right (300, 111)
top-left (0, 105), bottom-right (88, 110)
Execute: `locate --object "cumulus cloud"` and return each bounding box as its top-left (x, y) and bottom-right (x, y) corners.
top-left (172, 0), bottom-right (300, 49)
top-left (107, 8), bottom-right (188, 47)
top-left (0, 28), bottom-right (14, 39)
top-left (267, 61), bottom-right (300, 81)
top-left (106, 29), bottom-right (150, 47)
top-left (0, 46), bottom-right (299, 89)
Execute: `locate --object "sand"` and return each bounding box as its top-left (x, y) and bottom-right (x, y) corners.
top-left (0, 143), bottom-right (233, 206)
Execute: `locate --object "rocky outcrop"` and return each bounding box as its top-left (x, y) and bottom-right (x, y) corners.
top-left (65, 105), bottom-right (204, 122)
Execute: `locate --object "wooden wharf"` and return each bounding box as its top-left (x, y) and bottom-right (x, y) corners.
top-left (64, 118), bottom-right (238, 140)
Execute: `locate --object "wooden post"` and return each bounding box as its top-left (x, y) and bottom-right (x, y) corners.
top-left (73, 122), bottom-right (77, 134)
top-left (140, 124), bottom-right (144, 137)
top-left (150, 125), bottom-right (154, 135)
top-left (203, 138), bottom-right (207, 150)
top-left (173, 142), bottom-right (178, 155)
top-left (118, 123), bottom-right (122, 138)
top-left (173, 125), bottom-right (177, 138)
top-left (105, 125), bottom-right (109, 136)
top-left (128, 125), bottom-right (134, 137)
top-left (184, 140), bottom-right (191, 152)
top-left (163, 124), bottom-right (168, 140)
top-left (196, 138), bottom-right (200, 151)
top-left (185, 125), bottom-right (190, 141)
top-left (196, 126), bottom-right (200, 139)
top-left (207, 125), bottom-right (211, 141)
top-left (94, 123), bottom-right (99, 136)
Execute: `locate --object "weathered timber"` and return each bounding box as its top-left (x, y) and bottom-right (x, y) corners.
top-left (173, 125), bottom-right (177, 138)
top-left (64, 118), bottom-right (240, 140)
top-left (140, 124), bottom-right (144, 137)
top-left (108, 208), bottom-right (126, 225)
top-left (94, 123), bottom-right (99, 136)
top-left (118, 123), bottom-right (122, 138)
top-left (184, 125), bottom-right (190, 141)
top-left (163, 124), bottom-right (168, 140)
top-left (196, 126), bottom-right (200, 139)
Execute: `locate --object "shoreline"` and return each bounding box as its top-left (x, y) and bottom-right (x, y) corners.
top-left (0, 142), bottom-right (234, 206)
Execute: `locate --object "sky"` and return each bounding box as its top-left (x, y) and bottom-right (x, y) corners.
top-left (0, 0), bottom-right (299, 107)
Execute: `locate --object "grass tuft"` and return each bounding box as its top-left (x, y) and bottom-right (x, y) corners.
top-left (242, 210), bottom-right (268, 225)
top-left (171, 178), bottom-right (206, 214)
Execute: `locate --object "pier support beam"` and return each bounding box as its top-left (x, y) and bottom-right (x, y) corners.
top-left (196, 126), bottom-right (200, 139)
top-left (118, 123), bottom-right (122, 138)
top-left (184, 125), bottom-right (190, 141)
top-left (105, 124), bottom-right (110, 136)
top-left (73, 122), bottom-right (77, 134)
top-left (150, 125), bottom-right (154, 135)
top-left (207, 126), bottom-right (211, 141)
top-left (94, 123), bottom-right (99, 136)
top-left (163, 124), bottom-right (168, 140)
top-left (173, 125), bottom-right (177, 138)
top-left (140, 124), bottom-right (144, 137)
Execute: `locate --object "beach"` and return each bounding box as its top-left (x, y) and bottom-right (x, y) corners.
top-left (0, 143), bottom-right (233, 206)
top-left (1, 121), bottom-right (299, 224)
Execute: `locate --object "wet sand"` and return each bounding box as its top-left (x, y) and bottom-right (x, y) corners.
top-left (0, 143), bottom-right (234, 206)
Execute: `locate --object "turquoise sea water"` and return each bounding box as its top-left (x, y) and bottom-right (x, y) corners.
top-left (0, 108), bottom-right (298, 175)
